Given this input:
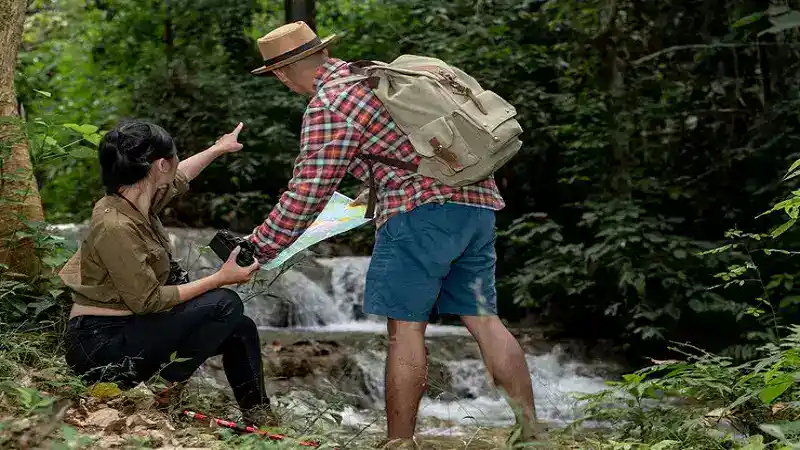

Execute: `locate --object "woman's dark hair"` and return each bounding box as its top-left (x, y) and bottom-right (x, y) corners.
top-left (98, 120), bottom-right (177, 194)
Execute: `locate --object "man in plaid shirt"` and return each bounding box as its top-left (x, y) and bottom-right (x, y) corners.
top-left (247, 22), bottom-right (541, 443)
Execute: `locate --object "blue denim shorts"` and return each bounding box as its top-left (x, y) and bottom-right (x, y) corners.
top-left (364, 202), bottom-right (498, 322)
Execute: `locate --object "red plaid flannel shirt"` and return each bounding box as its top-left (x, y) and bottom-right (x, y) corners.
top-left (249, 58), bottom-right (505, 261)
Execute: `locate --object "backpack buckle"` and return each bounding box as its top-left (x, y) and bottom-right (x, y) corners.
top-left (429, 137), bottom-right (444, 154)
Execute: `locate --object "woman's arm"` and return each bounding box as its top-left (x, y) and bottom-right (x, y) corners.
top-left (95, 222), bottom-right (259, 314)
top-left (178, 122), bottom-right (245, 181)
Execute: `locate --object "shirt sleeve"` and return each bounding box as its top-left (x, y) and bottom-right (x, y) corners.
top-left (151, 169), bottom-right (190, 215)
top-left (249, 105), bottom-right (362, 260)
top-left (94, 222), bottom-right (182, 314)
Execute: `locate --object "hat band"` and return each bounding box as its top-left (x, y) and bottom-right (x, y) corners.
top-left (262, 37), bottom-right (323, 68)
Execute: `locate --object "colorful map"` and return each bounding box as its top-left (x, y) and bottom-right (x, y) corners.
top-left (261, 192), bottom-right (372, 271)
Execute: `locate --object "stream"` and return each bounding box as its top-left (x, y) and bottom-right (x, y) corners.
top-left (51, 224), bottom-right (619, 435)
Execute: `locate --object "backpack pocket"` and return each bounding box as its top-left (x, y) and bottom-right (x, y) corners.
top-left (454, 90), bottom-right (522, 154)
top-left (409, 116), bottom-right (480, 175)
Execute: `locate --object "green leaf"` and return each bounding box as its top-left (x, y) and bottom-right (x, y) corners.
top-left (61, 425), bottom-right (77, 442)
top-left (651, 441), bottom-right (680, 450)
top-left (71, 146), bottom-right (97, 159)
top-left (759, 376), bottom-right (793, 404)
top-left (785, 159), bottom-right (800, 179)
top-left (169, 351), bottom-right (190, 363)
top-left (768, 5), bottom-right (792, 17)
top-left (785, 170), bottom-right (800, 181)
top-left (43, 136), bottom-right (58, 148)
top-left (741, 434), bottom-right (765, 450)
top-left (88, 382), bottom-right (122, 399)
top-left (85, 133), bottom-right (102, 146)
top-left (33, 89), bottom-right (52, 98)
top-left (760, 10), bottom-right (800, 36)
top-left (760, 423), bottom-right (788, 441)
top-left (63, 123), bottom-right (99, 135)
top-left (732, 12), bottom-right (764, 28)
top-left (29, 299), bottom-right (55, 317)
top-left (780, 296), bottom-right (800, 308)
top-left (771, 218), bottom-right (797, 238)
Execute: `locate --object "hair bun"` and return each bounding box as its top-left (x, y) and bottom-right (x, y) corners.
top-left (98, 121), bottom-right (176, 194)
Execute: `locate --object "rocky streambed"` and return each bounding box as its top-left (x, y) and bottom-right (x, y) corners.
top-left (51, 224), bottom-right (623, 437)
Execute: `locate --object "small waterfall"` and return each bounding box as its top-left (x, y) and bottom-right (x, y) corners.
top-left (315, 257), bottom-right (374, 322)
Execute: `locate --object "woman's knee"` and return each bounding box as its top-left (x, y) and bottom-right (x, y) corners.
top-left (206, 288), bottom-right (244, 321)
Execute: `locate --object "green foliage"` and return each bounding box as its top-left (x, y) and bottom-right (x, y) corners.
top-left (0, 223), bottom-right (74, 328)
top-left (0, 220), bottom-right (74, 329)
top-left (15, 0), bottom-right (800, 353)
top-left (571, 325), bottom-right (800, 449)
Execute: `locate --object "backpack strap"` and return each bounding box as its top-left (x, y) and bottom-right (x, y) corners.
top-left (319, 61), bottom-right (422, 219)
top-left (358, 154), bottom-right (418, 219)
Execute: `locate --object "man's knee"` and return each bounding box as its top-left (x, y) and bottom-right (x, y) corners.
top-left (461, 315), bottom-right (504, 338)
top-left (387, 319), bottom-right (426, 346)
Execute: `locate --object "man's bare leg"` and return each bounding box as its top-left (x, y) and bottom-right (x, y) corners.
top-left (461, 316), bottom-right (539, 437)
top-left (385, 319), bottom-right (428, 440)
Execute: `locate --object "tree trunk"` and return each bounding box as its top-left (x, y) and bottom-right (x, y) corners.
top-left (284, 0), bottom-right (315, 31)
top-left (0, 0), bottom-right (45, 276)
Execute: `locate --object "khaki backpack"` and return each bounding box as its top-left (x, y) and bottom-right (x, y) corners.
top-left (325, 55), bottom-right (523, 219)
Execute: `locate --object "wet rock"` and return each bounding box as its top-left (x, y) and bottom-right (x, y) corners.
top-left (266, 340), bottom-right (342, 378)
top-left (126, 383), bottom-right (157, 412)
top-left (86, 408), bottom-right (121, 429)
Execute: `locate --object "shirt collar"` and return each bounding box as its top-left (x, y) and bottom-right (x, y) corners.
top-left (313, 58), bottom-right (350, 92)
top-left (101, 194), bottom-right (150, 227)
top-left (99, 194), bottom-right (173, 249)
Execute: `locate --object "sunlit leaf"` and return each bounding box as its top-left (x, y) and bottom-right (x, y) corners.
top-left (785, 159), bottom-right (800, 178)
top-left (88, 382), bottom-right (122, 400)
top-left (71, 146), bottom-right (97, 159)
top-left (33, 89), bottom-right (52, 98)
top-left (64, 123), bottom-right (99, 135)
top-left (44, 136), bottom-right (58, 147)
top-left (759, 376), bottom-right (793, 405)
top-left (771, 219), bottom-right (797, 238)
top-left (85, 133), bottom-right (102, 146)
top-left (732, 12), bottom-right (764, 28)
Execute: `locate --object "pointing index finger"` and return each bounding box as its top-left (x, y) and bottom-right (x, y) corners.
top-left (232, 122), bottom-right (244, 137)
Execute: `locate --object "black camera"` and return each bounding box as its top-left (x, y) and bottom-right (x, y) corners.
top-left (209, 230), bottom-right (257, 267)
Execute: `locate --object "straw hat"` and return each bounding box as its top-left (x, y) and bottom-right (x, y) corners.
top-left (251, 22), bottom-right (337, 75)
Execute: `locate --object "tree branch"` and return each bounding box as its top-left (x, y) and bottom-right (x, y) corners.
top-left (633, 42), bottom-right (800, 65)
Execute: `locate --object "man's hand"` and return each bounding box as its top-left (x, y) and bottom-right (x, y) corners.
top-left (349, 189), bottom-right (369, 207)
top-left (214, 122), bottom-right (245, 153)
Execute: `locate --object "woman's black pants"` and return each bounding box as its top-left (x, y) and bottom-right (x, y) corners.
top-left (64, 288), bottom-right (268, 411)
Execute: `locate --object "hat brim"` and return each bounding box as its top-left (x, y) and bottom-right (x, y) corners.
top-left (251, 34), bottom-right (337, 75)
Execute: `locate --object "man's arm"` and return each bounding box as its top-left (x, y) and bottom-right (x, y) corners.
top-left (249, 106), bottom-right (362, 261)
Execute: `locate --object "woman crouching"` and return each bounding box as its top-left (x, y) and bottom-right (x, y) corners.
top-left (60, 120), bottom-right (273, 426)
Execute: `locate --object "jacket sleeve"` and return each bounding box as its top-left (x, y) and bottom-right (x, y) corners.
top-left (93, 222), bottom-right (181, 314)
top-left (151, 169), bottom-right (191, 215)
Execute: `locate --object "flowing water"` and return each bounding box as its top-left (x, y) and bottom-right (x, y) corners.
top-left (51, 224), bottom-right (617, 433)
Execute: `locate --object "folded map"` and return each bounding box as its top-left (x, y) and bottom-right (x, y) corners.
top-left (261, 192), bottom-right (372, 271)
